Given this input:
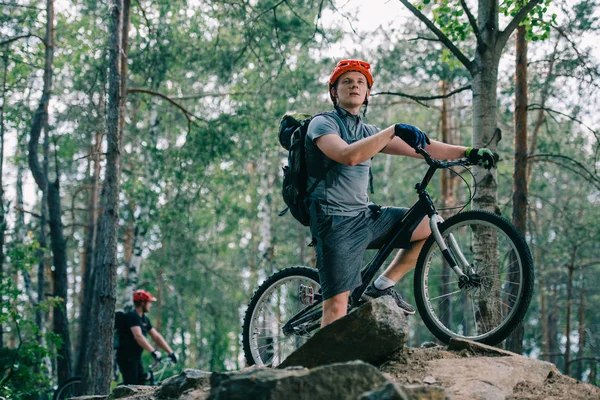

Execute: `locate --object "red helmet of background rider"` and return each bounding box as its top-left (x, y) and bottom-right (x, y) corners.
top-left (133, 290), bottom-right (157, 303)
top-left (328, 59), bottom-right (374, 104)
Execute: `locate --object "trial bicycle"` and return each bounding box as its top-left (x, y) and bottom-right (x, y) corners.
top-left (53, 358), bottom-right (173, 400)
top-left (242, 147), bottom-right (535, 367)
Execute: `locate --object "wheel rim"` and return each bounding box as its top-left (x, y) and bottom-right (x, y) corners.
top-left (249, 274), bottom-right (321, 367)
top-left (420, 219), bottom-right (525, 341)
top-left (55, 378), bottom-right (83, 400)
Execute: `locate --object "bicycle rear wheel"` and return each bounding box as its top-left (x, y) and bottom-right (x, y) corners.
top-left (53, 376), bottom-right (83, 400)
top-left (414, 210), bottom-right (534, 345)
top-left (242, 266), bottom-right (322, 367)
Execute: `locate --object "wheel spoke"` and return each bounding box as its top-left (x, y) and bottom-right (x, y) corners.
top-left (243, 269), bottom-right (322, 367)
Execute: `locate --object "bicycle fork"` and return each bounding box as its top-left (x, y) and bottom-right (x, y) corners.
top-left (429, 214), bottom-right (473, 283)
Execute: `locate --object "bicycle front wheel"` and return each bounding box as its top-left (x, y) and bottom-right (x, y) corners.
top-left (414, 210), bottom-right (534, 345)
top-left (242, 266), bottom-right (322, 367)
top-left (53, 376), bottom-right (83, 400)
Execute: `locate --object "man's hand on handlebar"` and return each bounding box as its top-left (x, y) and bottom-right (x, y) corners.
top-left (465, 147), bottom-right (498, 169)
top-left (394, 124), bottom-right (431, 150)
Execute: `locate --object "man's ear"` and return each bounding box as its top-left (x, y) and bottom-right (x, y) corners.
top-left (364, 88), bottom-right (371, 103)
top-left (330, 87), bottom-right (337, 102)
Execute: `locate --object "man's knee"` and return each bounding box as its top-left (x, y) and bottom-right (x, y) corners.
top-left (411, 216), bottom-right (431, 241)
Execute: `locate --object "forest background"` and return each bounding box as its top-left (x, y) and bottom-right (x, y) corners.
top-left (1, 0), bottom-right (599, 397)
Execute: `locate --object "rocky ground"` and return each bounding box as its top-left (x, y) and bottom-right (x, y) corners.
top-left (79, 297), bottom-right (599, 400)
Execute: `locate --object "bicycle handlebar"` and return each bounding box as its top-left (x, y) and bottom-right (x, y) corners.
top-left (148, 358), bottom-right (173, 371)
top-left (415, 147), bottom-right (473, 169)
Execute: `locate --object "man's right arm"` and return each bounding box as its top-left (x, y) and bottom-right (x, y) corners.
top-left (314, 125), bottom-right (396, 166)
top-left (130, 326), bottom-right (156, 353)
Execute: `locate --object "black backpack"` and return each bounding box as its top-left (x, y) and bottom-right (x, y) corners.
top-left (113, 310), bottom-right (126, 349)
top-left (277, 111), bottom-right (346, 226)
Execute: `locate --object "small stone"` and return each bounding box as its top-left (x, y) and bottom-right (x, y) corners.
top-left (423, 376), bottom-right (437, 384)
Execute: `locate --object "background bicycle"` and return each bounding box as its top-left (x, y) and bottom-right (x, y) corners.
top-left (53, 358), bottom-right (174, 400)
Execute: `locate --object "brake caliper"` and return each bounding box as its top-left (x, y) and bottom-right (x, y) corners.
top-left (299, 284), bottom-right (315, 305)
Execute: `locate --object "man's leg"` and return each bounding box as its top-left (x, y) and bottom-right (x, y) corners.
top-left (321, 290), bottom-right (350, 327)
top-left (117, 357), bottom-right (137, 385)
top-left (135, 357), bottom-right (146, 384)
top-left (380, 216), bottom-right (430, 281)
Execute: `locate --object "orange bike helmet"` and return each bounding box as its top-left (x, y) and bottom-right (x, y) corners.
top-left (133, 290), bottom-right (157, 302)
top-left (328, 59), bottom-right (374, 102)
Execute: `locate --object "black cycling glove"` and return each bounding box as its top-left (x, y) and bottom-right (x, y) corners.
top-left (465, 147), bottom-right (497, 169)
top-left (394, 124), bottom-right (430, 149)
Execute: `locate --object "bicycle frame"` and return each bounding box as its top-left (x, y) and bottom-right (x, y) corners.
top-left (282, 148), bottom-right (473, 335)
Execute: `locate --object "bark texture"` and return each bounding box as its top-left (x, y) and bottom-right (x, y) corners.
top-left (27, 0), bottom-right (72, 383)
top-left (506, 22), bottom-right (528, 354)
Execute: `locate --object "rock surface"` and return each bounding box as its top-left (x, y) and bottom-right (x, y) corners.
top-left (279, 296), bottom-right (408, 369)
top-left (157, 369), bottom-right (211, 398)
top-left (209, 361), bottom-right (389, 400)
top-left (76, 298), bottom-right (600, 400)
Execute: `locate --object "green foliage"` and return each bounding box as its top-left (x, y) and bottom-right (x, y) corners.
top-left (499, 0), bottom-right (557, 41)
top-left (0, 240), bottom-right (61, 399)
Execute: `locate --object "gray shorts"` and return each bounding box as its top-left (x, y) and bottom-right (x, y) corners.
top-left (309, 206), bottom-right (412, 300)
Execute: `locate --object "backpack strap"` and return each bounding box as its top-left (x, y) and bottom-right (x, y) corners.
top-left (305, 110), bottom-right (349, 197)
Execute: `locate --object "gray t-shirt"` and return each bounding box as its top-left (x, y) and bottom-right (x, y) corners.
top-left (305, 109), bottom-right (379, 216)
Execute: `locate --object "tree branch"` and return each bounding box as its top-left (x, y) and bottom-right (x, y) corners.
top-left (397, 0), bottom-right (472, 71)
top-left (408, 36), bottom-right (441, 42)
top-left (497, 0), bottom-right (542, 50)
top-left (459, 0), bottom-right (483, 48)
top-left (0, 34), bottom-right (44, 47)
top-left (0, 2), bottom-right (43, 10)
top-left (567, 357), bottom-right (600, 365)
top-left (528, 154), bottom-right (600, 189)
top-left (527, 105), bottom-right (599, 140)
top-left (373, 84), bottom-right (472, 106)
top-left (14, 206), bottom-right (41, 219)
top-left (128, 88), bottom-right (208, 134)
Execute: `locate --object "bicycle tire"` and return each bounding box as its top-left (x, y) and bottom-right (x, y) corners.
top-left (53, 376), bottom-right (82, 400)
top-left (242, 266), bottom-right (322, 367)
top-left (414, 210), bottom-right (534, 345)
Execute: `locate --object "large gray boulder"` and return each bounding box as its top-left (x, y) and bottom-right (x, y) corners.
top-left (279, 296), bottom-right (408, 369)
top-left (157, 369), bottom-right (211, 398)
top-left (208, 360), bottom-right (390, 400)
top-left (358, 382), bottom-right (450, 400)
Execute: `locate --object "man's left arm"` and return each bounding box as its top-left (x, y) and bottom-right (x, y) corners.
top-left (149, 328), bottom-right (174, 354)
top-left (382, 137), bottom-right (467, 160)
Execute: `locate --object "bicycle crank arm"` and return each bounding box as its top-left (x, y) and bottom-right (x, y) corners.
top-left (430, 214), bottom-right (467, 278)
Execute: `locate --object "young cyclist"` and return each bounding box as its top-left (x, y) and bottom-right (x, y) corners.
top-left (116, 290), bottom-right (178, 384)
top-left (306, 59), bottom-right (496, 327)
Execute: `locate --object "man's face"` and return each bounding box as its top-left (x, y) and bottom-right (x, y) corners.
top-left (331, 71), bottom-right (370, 108)
top-left (143, 301), bottom-right (153, 313)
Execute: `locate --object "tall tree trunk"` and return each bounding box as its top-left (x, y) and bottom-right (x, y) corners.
top-left (574, 267), bottom-right (585, 380)
top-left (0, 44), bottom-right (8, 349)
top-left (88, 0), bottom-right (126, 393)
top-left (124, 217), bottom-right (147, 311)
top-left (565, 251), bottom-right (576, 376)
top-left (27, 0), bottom-right (72, 383)
top-left (506, 22), bottom-right (528, 354)
top-left (547, 285), bottom-right (559, 365)
top-left (439, 79), bottom-right (454, 329)
top-left (75, 130), bottom-right (101, 377)
top-left (527, 37), bottom-right (559, 186)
